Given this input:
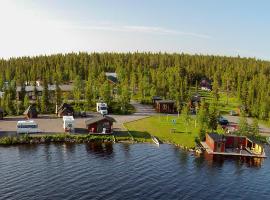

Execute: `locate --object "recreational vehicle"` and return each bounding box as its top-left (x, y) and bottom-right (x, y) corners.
top-left (96, 103), bottom-right (108, 115)
top-left (17, 120), bottom-right (40, 134)
top-left (63, 116), bottom-right (75, 132)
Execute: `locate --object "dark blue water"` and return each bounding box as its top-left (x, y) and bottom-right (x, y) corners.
top-left (0, 143), bottom-right (269, 200)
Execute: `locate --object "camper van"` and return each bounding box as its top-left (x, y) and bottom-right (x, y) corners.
top-left (96, 103), bottom-right (108, 115)
top-left (17, 120), bottom-right (40, 134)
top-left (63, 116), bottom-right (75, 132)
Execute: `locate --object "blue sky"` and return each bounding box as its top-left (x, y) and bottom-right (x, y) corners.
top-left (0, 0), bottom-right (269, 60)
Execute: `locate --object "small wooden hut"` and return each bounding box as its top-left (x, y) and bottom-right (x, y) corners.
top-left (24, 105), bottom-right (38, 119)
top-left (155, 100), bottom-right (175, 113)
top-left (85, 116), bottom-right (115, 134)
top-left (57, 103), bottom-right (74, 117)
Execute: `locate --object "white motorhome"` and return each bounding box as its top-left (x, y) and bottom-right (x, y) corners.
top-left (17, 120), bottom-right (40, 134)
top-left (63, 116), bottom-right (75, 132)
top-left (96, 103), bottom-right (108, 115)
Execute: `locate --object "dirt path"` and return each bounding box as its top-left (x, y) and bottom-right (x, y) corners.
top-left (130, 100), bottom-right (157, 116)
top-left (109, 101), bottom-right (157, 130)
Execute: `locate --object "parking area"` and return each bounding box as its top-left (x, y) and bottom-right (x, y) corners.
top-left (0, 112), bottom-right (149, 136)
top-left (0, 113), bottom-right (106, 135)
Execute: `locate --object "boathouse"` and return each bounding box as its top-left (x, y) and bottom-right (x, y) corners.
top-left (203, 133), bottom-right (265, 157)
top-left (23, 105), bottom-right (38, 119)
top-left (85, 116), bottom-right (115, 134)
top-left (155, 100), bottom-right (175, 113)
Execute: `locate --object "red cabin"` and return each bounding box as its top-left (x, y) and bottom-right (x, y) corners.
top-left (155, 100), bottom-right (175, 114)
top-left (85, 116), bottom-right (115, 134)
top-left (206, 133), bottom-right (226, 152)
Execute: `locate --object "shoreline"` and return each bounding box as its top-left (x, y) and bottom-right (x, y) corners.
top-left (0, 133), bottom-right (195, 151)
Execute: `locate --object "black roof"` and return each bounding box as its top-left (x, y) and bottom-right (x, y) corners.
top-left (208, 133), bottom-right (226, 142)
top-left (85, 116), bottom-right (116, 126)
top-left (152, 96), bottom-right (163, 100)
top-left (107, 76), bottom-right (118, 84)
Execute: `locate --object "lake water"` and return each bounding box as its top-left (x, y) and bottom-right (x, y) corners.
top-left (0, 143), bottom-right (269, 200)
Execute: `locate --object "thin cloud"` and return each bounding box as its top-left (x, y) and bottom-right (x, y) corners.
top-left (71, 24), bottom-right (212, 39)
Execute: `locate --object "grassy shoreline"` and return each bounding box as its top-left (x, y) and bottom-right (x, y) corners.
top-left (125, 115), bottom-right (199, 148)
top-left (0, 134), bottom-right (115, 145)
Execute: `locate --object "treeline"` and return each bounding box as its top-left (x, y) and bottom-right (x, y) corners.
top-left (0, 52), bottom-right (269, 120)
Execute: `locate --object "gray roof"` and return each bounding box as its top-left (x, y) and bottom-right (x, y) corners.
top-left (85, 116), bottom-right (116, 126)
top-left (152, 96), bottom-right (163, 100)
top-left (208, 133), bottom-right (226, 142)
top-left (17, 84), bottom-right (73, 92)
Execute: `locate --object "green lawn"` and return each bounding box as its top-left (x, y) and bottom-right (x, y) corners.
top-left (125, 115), bottom-right (199, 148)
top-left (191, 87), bottom-right (240, 115)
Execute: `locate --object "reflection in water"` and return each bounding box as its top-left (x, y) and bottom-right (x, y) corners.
top-left (0, 143), bottom-right (269, 200)
top-left (17, 144), bottom-right (39, 158)
top-left (193, 154), bottom-right (205, 169)
top-left (204, 151), bottom-right (264, 168)
top-left (62, 143), bottom-right (76, 154)
top-left (120, 143), bottom-right (131, 158)
top-left (178, 148), bottom-right (189, 166)
top-left (85, 142), bottom-right (114, 158)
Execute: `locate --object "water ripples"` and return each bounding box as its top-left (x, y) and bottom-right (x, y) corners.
top-left (0, 143), bottom-right (269, 200)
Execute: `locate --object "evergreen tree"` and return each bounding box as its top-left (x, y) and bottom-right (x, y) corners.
top-left (251, 118), bottom-right (259, 137)
top-left (118, 83), bottom-right (131, 113)
top-left (238, 116), bottom-right (249, 136)
top-left (23, 95), bottom-right (30, 109)
top-left (41, 77), bottom-right (49, 113)
top-left (208, 101), bottom-right (218, 131)
top-left (100, 81), bottom-right (111, 105)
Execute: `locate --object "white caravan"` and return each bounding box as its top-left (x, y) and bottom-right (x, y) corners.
top-left (96, 103), bottom-right (108, 115)
top-left (63, 116), bottom-right (75, 132)
top-left (17, 120), bottom-right (40, 134)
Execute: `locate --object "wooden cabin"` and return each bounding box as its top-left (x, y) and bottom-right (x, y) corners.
top-left (57, 103), bottom-right (74, 117)
top-left (85, 116), bottom-right (115, 134)
top-left (23, 105), bottom-right (38, 119)
top-left (155, 100), bottom-right (175, 113)
top-left (206, 133), bottom-right (226, 152)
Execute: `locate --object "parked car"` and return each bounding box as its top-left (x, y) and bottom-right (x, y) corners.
top-left (229, 110), bottom-right (238, 116)
top-left (218, 116), bottom-right (229, 125)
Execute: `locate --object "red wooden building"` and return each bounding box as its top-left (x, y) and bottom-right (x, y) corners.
top-left (206, 133), bottom-right (226, 152)
top-left (155, 100), bottom-right (175, 113)
top-left (85, 116), bottom-right (115, 134)
top-left (206, 133), bottom-right (254, 153)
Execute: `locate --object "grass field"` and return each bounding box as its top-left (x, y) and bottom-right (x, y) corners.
top-left (125, 115), bottom-right (199, 148)
top-left (192, 88), bottom-right (240, 115)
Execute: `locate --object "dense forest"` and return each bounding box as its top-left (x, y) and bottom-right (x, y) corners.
top-left (0, 52), bottom-right (269, 121)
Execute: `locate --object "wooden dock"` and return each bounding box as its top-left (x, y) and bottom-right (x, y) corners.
top-left (200, 142), bottom-right (267, 158)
